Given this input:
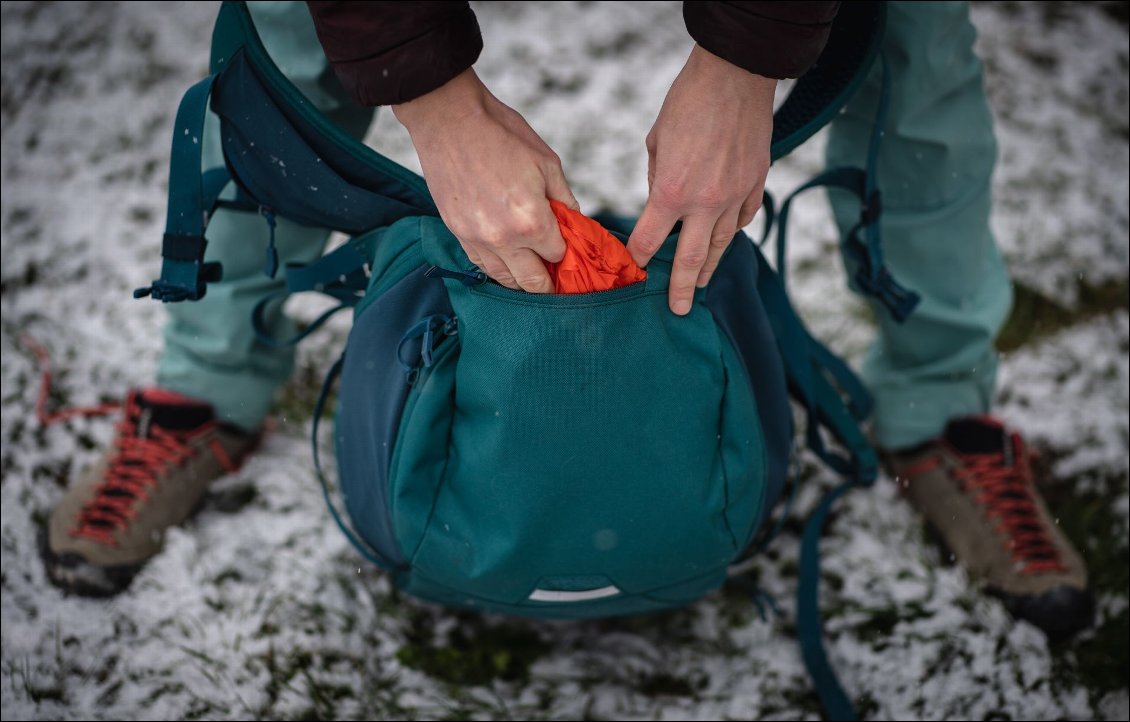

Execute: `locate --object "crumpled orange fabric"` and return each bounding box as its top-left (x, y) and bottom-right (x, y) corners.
top-left (546, 199), bottom-right (647, 294)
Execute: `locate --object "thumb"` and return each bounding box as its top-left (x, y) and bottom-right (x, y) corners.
top-left (544, 163), bottom-right (580, 212)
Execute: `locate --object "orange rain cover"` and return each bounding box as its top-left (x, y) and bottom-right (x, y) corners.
top-left (546, 199), bottom-right (647, 294)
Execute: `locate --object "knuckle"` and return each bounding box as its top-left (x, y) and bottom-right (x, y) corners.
top-left (511, 216), bottom-right (546, 240)
top-left (542, 150), bottom-right (563, 169)
top-left (678, 247), bottom-right (708, 268)
top-left (669, 280), bottom-right (697, 299)
top-left (480, 232), bottom-right (507, 250)
top-left (710, 229), bottom-right (734, 248)
top-left (694, 183), bottom-right (731, 210)
top-left (448, 222), bottom-right (473, 245)
top-left (742, 190), bottom-right (764, 211)
top-left (516, 274), bottom-right (550, 292)
top-left (650, 178), bottom-right (685, 209)
top-left (634, 234), bottom-right (663, 255)
top-left (509, 204), bottom-right (549, 240)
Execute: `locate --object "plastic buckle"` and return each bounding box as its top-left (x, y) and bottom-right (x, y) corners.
top-left (134, 260), bottom-right (223, 303)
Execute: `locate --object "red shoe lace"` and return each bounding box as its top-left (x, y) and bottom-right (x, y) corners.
top-left (951, 434), bottom-right (1067, 576)
top-left (23, 334), bottom-right (239, 546)
top-left (69, 393), bottom-right (238, 545)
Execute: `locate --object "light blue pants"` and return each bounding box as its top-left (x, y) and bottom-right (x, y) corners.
top-left (159, 1), bottom-right (1012, 451)
top-left (156, 2), bottom-right (373, 431)
top-left (825, 1), bottom-right (1011, 450)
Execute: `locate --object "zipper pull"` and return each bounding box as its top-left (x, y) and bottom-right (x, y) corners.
top-left (397, 314), bottom-right (458, 385)
top-left (425, 265), bottom-right (486, 287)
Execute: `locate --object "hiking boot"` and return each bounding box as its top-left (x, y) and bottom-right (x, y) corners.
top-left (884, 416), bottom-right (1093, 641)
top-left (42, 388), bottom-right (258, 597)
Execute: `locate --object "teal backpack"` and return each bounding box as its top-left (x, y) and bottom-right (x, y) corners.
top-left (135, 2), bottom-right (918, 719)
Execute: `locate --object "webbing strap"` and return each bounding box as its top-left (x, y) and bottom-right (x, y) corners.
top-left (799, 478), bottom-right (859, 722)
top-left (758, 60), bottom-right (912, 717)
top-left (134, 75), bottom-right (223, 302)
top-left (312, 355), bottom-right (400, 572)
top-left (810, 339), bottom-right (872, 421)
top-left (754, 245), bottom-right (877, 484)
top-left (250, 241), bottom-right (370, 348)
top-left (774, 53), bottom-right (920, 324)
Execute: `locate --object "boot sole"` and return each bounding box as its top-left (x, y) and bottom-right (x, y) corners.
top-left (919, 516), bottom-right (1095, 641)
top-left (38, 524), bottom-right (142, 597)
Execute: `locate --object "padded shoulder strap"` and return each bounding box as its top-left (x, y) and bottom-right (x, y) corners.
top-left (210, 1), bottom-right (436, 228)
top-left (139, 0), bottom-right (887, 304)
top-left (770, 1), bottom-right (887, 161)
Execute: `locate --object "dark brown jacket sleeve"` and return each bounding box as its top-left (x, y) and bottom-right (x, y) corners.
top-left (683, 1), bottom-right (841, 79)
top-left (305, 1), bottom-right (483, 107)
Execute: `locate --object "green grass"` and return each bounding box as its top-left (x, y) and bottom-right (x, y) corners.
top-left (996, 276), bottom-right (1129, 352)
top-left (395, 610), bottom-right (552, 687)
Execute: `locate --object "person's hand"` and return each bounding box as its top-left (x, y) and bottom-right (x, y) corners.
top-left (393, 69), bottom-right (578, 293)
top-left (627, 44), bottom-right (777, 315)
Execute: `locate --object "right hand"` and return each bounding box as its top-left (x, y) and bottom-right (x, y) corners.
top-left (393, 69), bottom-right (578, 293)
top-left (627, 44), bottom-right (776, 316)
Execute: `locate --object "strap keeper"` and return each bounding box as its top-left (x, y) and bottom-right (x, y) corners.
top-left (134, 232), bottom-right (223, 302)
top-left (161, 233), bottom-right (207, 262)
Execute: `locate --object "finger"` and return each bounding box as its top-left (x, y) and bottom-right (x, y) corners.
top-left (461, 242), bottom-right (486, 270)
top-left (521, 201), bottom-right (568, 264)
top-left (626, 197), bottom-right (681, 269)
top-left (696, 206), bottom-right (740, 289)
top-left (543, 159), bottom-right (580, 212)
top-left (475, 247), bottom-right (519, 289)
top-left (645, 130), bottom-right (657, 193)
top-left (668, 214), bottom-right (717, 316)
top-left (498, 246), bottom-right (555, 294)
top-left (737, 190), bottom-right (763, 230)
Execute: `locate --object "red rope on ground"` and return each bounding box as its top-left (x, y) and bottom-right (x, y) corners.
top-left (22, 334), bottom-right (121, 425)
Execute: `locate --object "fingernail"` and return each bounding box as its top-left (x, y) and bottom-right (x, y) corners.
top-left (673, 299), bottom-right (691, 316)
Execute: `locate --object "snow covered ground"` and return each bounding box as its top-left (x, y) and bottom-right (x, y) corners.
top-left (2, 1), bottom-right (1127, 719)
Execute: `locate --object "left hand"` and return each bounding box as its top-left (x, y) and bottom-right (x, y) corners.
top-left (627, 44), bottom-right (777, 315)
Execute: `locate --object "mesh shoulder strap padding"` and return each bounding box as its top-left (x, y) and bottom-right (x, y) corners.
top-left (209, 1), bottom-right (437, 232)
top-left (770, 1), bottom-right (886, 161)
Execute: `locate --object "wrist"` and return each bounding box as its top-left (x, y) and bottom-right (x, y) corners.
top-left (687, 43), bottom-right (777, 100)
top-left (392, 68), bottom-right (488, 133)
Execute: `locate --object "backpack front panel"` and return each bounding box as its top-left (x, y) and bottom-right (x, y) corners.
top-left (376, 218), bottom-right (769, 617)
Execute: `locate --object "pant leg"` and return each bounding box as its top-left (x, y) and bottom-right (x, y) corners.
top-left (824, 1), bottom-right (1013, 451)
top-left (157, 1), bottom-right (374, 432)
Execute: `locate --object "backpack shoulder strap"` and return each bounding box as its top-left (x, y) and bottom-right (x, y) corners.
top-left (139, 1), bottom-right (889, 305)
top-left (770, 1), bottom-right (887, 161)
top-left (132, 73), bottom-right (223, 302)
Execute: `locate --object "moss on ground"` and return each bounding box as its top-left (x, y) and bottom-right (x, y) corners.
top-left (395, 610), bottom-right (551, 687)
top-left (996, 276), bottom-right (1129, 353)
